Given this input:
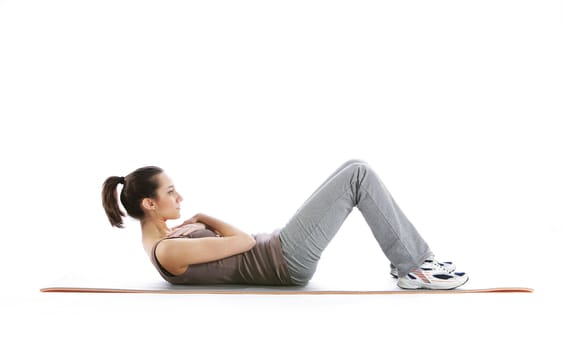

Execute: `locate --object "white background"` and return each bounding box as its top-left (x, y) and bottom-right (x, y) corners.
top-left (1, 1), bottom-right (561, 349)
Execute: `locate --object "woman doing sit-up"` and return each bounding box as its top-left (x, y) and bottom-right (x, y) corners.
top-left (101, 159), bottom-right (468, 290)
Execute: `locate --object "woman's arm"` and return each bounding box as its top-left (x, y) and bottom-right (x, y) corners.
top-left (156, 213), bottom-right (256, 275)
top-left (192, 213), bottom-right (249, 237)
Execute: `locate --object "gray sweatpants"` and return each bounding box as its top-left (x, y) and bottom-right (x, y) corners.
top-left (279, 159), bottom-right (433, 285)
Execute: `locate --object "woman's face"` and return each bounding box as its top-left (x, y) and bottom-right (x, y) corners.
top-left (153, 172), bottom-right (183, 220)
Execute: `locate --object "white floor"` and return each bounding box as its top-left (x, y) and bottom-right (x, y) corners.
top-left (1, 1), bottom-right (561, 349)
top-left (10, 287), bottom-right (549, 350)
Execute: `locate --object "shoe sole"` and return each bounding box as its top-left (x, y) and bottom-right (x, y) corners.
top-left (397, 276), bottom-right (470, 290)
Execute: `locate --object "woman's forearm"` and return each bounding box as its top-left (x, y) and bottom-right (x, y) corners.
top-left (195, 213), bottom-right (251, 238)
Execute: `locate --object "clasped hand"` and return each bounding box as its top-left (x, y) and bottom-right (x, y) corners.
top-left (167, 222), bottom-right (206, 238)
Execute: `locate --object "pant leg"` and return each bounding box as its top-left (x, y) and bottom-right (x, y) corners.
top-left (290, 159), bottom-right (367, 213)
top-left (279, 160), bottom-right (433, 285)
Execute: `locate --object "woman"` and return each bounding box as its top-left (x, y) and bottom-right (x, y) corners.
top-left (102, 159), bottom-right (468, 290)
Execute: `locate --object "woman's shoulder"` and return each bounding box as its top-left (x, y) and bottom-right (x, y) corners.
top-left (152, 238), bottom-right (189, 276)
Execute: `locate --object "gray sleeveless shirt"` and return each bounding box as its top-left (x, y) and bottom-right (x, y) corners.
top-left (150, 229), bottom-right (294, 285)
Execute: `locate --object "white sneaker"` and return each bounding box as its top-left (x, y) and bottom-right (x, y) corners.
top-left (397, 260), bottom-right (468, 290)
top-left (390, 259), bottom-right (456, 278)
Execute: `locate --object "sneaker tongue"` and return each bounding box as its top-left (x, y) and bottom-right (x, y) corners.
top-left (421, 260), bottom-right (436, 269)
top-left (424, 254), bottom-right (436, 263)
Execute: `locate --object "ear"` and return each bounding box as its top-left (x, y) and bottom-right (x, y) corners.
top-left (141, 198), bottom-right (156, 211)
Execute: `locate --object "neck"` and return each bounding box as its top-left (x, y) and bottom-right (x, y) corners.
top-left (141, 218), bottom-right (170, 242)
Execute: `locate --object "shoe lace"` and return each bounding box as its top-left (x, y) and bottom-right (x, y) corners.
top-left (428, 260), bottom-right (450, 274)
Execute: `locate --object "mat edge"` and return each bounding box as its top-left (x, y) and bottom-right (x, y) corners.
top-left (40, 287), bottom-right (534, 294)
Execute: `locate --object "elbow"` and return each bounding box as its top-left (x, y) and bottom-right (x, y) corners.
top-left (247, 235), bottom-right (256, 250)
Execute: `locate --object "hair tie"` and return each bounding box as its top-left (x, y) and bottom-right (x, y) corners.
top-left (119, 176), bottom-right (126, 185)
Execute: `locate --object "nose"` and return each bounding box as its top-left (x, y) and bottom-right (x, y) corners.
top-left (177, 193), bottom-right (184, 202)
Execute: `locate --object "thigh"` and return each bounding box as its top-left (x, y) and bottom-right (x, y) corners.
top-left (279, 161), bottom-right (363, 284)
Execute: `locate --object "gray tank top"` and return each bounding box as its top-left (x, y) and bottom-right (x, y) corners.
top-left (150, 229), bottom-right (293, 285)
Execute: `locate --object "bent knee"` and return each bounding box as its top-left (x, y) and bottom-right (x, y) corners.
top-left (346, 159), bottom-right (375, 174)
top-left (344, 158), bottom-right (368, 167)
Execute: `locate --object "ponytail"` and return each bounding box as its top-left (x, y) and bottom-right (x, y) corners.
top-left (102, 176), bottom-right (126, 228)
top-left (101, 166), bottom-right (164, 228)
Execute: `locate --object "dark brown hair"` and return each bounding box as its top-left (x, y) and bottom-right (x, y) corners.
top-left (101, 166), bottom-right (164, 228)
